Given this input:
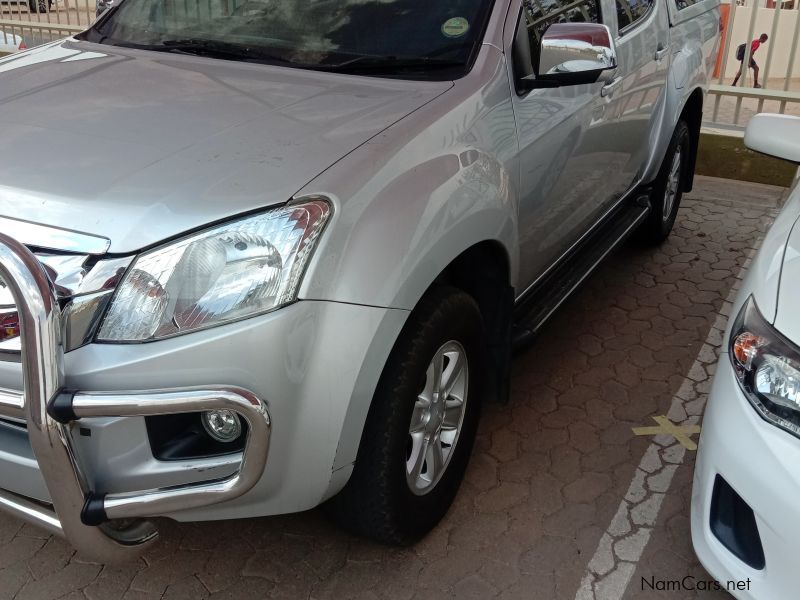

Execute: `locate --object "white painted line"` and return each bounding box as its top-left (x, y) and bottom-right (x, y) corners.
top-left (574, 250), bottom-right (756, 600)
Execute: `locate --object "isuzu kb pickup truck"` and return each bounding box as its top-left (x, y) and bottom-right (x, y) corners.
top-left (0, 0), bottom-right (720, 560)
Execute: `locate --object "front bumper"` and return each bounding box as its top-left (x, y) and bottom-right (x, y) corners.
top-left (0, 233), bottom-right (272, 561)
top-left (0, 232), bottom-right (410, 561)
top-left (691, 355), bottom-right (800, 600)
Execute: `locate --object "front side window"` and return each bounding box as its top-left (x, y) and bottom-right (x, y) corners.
top-left (615, 0), bottom-right (653, 29)
top-left (80, 0), bottom-right (495, 80)
top-left (522, 0), bottom-right (601, 46)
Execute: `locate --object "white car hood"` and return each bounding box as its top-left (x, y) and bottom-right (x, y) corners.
top-left (775, 198), bottom-right (800, 340)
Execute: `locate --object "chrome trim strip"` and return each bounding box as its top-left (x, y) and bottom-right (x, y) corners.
top-left (63, 290), bottom-right (115, 351)
top-left (0, 232), bottom-right (272, 562)
top-left (0, 387), bottom-right (24, 421)
top-left (0, 216), bottom-right (110, 255)
top-left (74, 256), bottom-right (132, 296)
top-left (617, 0), bottom-right (656, 38)
top-left (0, 489), bottom-right (62, 536)
top-left (37, 254), bottom-right (90, 295)
top-left (0, 338), bottom-right (21, 362)
top-left (0, 280), bottom-right (12, 308)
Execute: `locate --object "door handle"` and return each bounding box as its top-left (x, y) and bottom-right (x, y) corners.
top-left (601, 76), bottom-right (623, 97)
top-left (655, 44), bottom-right (670, 61)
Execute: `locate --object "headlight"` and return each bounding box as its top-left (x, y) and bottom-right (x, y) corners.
top-left (97, 199), bottom-right (330, 342)
top-left (730, 296), bottom-right (800, 437)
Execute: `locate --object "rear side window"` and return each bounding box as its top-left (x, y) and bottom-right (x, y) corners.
top-left (522, 0), bottom-right (601, 45)
top-left (615, 0), bottom-right (653, 30)
top-left (674, 0), bottom-right (698, 8)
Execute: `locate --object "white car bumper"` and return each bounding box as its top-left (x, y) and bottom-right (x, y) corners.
top-left (692, 354), bottom-right (800, 600)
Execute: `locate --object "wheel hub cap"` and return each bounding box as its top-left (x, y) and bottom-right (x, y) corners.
top-left (663, 147), bottom-right (682, 222)
top-left (405, 341), bottom-right (469, 496)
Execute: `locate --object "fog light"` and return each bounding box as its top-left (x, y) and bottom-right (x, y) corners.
top-left (201, 410), bottom-right (242, 443)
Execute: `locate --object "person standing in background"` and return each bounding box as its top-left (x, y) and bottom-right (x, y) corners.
top-left (732, 33), bottom-right (769, 88)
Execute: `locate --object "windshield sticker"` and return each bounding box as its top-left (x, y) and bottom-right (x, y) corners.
top-left (441, 17), bottom-right (469, 38)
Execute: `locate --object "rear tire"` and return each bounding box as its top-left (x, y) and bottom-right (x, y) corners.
top-left (636, 120), bottom-right (691, 244)
top-left (329, 286), bottom-right (484, 544)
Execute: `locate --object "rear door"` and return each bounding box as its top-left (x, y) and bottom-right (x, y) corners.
top-left (609, 0), bottom-right (671, 196)
top-left (508, 0), bottom-right (627, 290)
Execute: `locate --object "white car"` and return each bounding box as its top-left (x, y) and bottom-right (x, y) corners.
top-left (692, 113), bottom-right (800, 599)
top-left (0, 31), bottom-right (25, 54)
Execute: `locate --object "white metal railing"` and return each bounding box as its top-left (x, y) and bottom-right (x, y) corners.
top-left (0, 0), bottom-right (265, 53)
top-left (0, 0), bottom-right (95, 51)
top-left (707, 0), bottom-right (800, 129)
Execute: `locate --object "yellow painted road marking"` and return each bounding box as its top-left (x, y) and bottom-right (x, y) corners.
top-left (632, 415), bottom-right (701, 451)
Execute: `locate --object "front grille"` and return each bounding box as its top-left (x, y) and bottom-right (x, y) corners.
top-left (0, 278), bottom-right (18, 352)
top-left (1, 251), bottom-right (131, 427)
top-left (0, 253), bottom-right (132, 365)
top-left (0, 219), bottom-right (119, 363)
top-left (0, 416), bottom-right (25, 431)
top-left (0, 252), bottom-right (90, 359)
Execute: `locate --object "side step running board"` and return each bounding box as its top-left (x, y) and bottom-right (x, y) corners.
top-left (512, 196), bottom-right (651, 352)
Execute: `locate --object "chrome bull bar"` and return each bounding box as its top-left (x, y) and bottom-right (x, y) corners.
top-left (0, 232), bottom-right (271, 562)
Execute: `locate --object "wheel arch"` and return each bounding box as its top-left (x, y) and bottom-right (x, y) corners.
top-left (433, 240), bottom-right (512, 320)
top-left (678, 87), bottom-right (704, 193)
top-left (643, 84), bottom-right (705, 191)
top-left (326, 238), bottom-right (515, 490)
top-left (433, 241), bottom-right (515, 404)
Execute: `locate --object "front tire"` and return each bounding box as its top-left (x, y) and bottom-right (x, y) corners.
top-left (637, 120), bottom-right (691, 244)
top-left (329, 286), bottom-right (484, 544)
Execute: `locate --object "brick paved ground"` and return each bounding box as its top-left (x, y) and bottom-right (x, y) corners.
top-left (0, 176), bottom-right (786, 600)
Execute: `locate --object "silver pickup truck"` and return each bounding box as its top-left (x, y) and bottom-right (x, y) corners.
top-left (0, 0), bottom-right (719, 561)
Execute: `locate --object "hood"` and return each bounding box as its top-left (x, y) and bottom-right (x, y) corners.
top-left (0, 40), bottom-right (451, 253)
top-left (774, 200), bottom-right (800, 341)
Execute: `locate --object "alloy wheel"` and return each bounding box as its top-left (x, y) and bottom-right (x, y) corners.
top-left (405, 340), bottom-right (469, 495)
top-left (663, 147), bottom-right (682, 222)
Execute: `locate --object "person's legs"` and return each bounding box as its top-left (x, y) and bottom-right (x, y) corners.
top-left (752, 59), bottom-right (761, 87)
top-left (732, 61), bottom-right (743, 86)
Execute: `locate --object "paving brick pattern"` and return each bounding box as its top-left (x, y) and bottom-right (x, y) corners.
top-left (0, 177), bottom-right (785, 599)
top-left (579, 253), bottom-right (747, 600)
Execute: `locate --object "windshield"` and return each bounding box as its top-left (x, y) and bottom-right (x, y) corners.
top-left (81, 0), bottom-right (494, 80)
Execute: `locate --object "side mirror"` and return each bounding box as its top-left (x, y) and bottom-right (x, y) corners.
top-left (520, 23), bottom-right (617, 91)
top-left (744, 113), bottom-right (800, 163)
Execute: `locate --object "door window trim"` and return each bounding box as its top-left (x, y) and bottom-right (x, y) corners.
top-left (617, 0), bottom-right (656, 37)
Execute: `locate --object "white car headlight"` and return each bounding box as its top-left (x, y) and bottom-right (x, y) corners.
top-left (97, 199), bottom-right (330, 342)
top-left (730, 296), bottom-right (800, 438)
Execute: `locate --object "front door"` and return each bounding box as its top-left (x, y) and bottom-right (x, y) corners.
top-left (508, 0), bottom-right (628, 291)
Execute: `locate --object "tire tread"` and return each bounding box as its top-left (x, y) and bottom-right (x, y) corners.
top-left (329, 286), bottom-right (483, 544)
